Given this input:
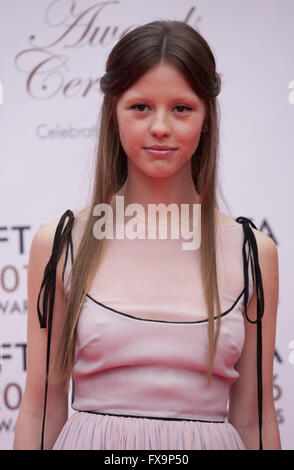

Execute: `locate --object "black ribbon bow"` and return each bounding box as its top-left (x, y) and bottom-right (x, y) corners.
top-left (36, 209), bottom-right (74, 449)
top-left (236, 216), bottom-right (265, 450)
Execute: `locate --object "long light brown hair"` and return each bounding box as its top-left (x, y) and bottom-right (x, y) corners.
top-left (54, 20), bottom-right (225, 387)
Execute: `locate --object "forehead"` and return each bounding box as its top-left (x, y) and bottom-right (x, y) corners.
top-left (120, 62), bottom-right (201, 101)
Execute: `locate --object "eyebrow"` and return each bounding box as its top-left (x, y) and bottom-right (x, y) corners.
top-left (124, 95), bottom-right (200, 105)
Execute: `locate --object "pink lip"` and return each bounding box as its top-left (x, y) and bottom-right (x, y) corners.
top-left (145, 145), bottom-right (177, 150)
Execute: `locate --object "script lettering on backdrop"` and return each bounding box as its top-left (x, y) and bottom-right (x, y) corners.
top-left (13, 0), bottom-right (201, 100)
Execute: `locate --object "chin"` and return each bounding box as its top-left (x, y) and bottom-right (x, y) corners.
top-left (142, 168), bottom-right (177, 179)
top-left (138, 161), bottom-right (181, 178)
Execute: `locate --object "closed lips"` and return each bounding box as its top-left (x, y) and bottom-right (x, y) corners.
top-left (145, 146), bottom-right (177, 150)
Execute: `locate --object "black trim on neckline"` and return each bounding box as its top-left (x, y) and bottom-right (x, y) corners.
top-left (85, 288), bottom-right (245, 325)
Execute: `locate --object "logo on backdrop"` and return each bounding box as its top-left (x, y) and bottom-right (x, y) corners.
top-left (274, 348), bottom-right (284, 424)
top-left (0, 344), bottom-right (27, 373)
top-left (0, 343), bottom-right (26, 433)
top-left (0, 223), bottom-right (31, 316)
top-left (13, 1), bottom-right (201, 100)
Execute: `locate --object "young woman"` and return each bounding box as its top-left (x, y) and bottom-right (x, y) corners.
top-left (13, 20), bottom-right (281, 450)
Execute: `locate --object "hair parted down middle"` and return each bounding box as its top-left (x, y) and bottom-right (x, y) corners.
top-left (53, 20), bottom-right (226, 387)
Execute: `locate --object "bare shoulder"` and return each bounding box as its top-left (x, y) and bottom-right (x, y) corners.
top-left (240, 223), bottom-right (279, 308)
top-left (77, 205), bottom-right (91, 221)
top-left (30, 208), bottom-right (85, 289)
top-left (215, 209), bottom-right (278, 262)
top-left (32, 216), bottom-right (62, 257)
top-left (29, 217), bottom-right (63, 290)
top-left (32, 207), bottom-right (88, 248)
top-left (250, 226), bottom-right (276, 249)
top-left (215, 209), bottom-right (277, 245)
top-left (214, 208), bottom-right (240, 228)
top-left (250, 226), bottom-right (279, 272)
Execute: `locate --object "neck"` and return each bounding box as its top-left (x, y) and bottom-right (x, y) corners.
top-left (111, 170), bottom-right (201, 227)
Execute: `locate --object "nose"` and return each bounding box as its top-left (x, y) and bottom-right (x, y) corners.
top-left (150, 110), bottom-right (171, 138)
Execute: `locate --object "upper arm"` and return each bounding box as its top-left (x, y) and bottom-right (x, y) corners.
top-left (228, 228), bottom-right (279, 427)
top-left (22, 218), bottom-right (69, 414)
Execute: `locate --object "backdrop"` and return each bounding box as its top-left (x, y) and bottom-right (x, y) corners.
top-left (0, 0), bottom-right (293, 450)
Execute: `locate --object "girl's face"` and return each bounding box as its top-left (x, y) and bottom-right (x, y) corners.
top-left (116, 61), bottom-right (206, 179)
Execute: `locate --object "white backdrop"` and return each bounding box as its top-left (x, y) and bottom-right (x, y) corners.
top-left (0, 0), bottom-right (293, 450)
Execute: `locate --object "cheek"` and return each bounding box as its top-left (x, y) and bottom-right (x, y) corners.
top-left (118, 118), bottom-right (144, 150)
top-left (178, 126), bottom-right (202, 152)
top-left (118, 126), bottom-right (138, 159)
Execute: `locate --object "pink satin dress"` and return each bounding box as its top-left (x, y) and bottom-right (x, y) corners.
top-left (51, 214), bottom-right (254, 450)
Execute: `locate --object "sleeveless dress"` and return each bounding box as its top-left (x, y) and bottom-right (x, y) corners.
top-left (37, 210), bottom-right (264, 450)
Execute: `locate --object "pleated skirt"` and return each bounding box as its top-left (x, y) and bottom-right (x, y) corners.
top-left (53, 411), bottom-right (246, 450)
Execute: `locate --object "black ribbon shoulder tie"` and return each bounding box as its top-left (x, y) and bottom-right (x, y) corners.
top-left (36, 209), bottom-right (74, 450)
top-left (235, 216), bottom-right (265, 450)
